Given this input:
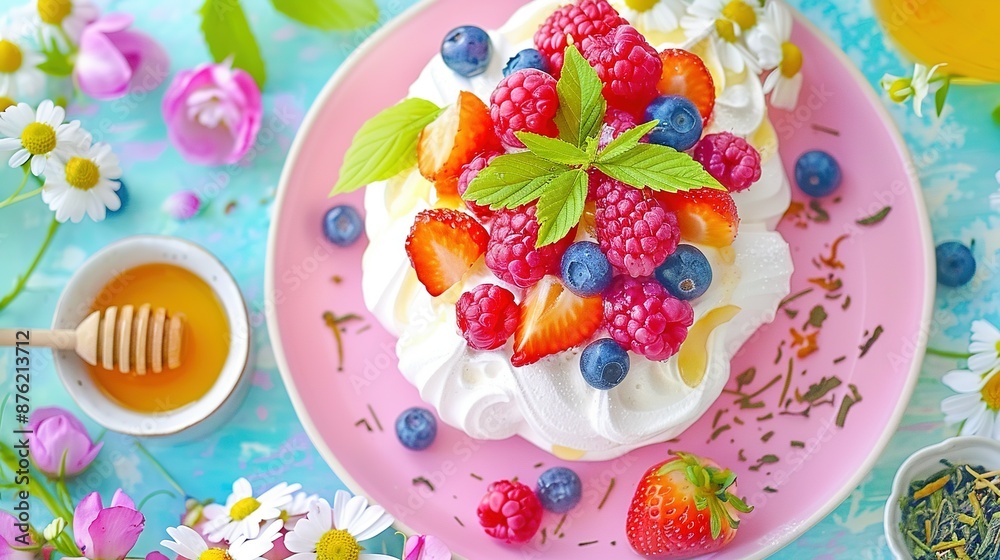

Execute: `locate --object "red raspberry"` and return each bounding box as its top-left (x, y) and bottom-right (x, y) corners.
top-left (594, 178), bottom-right (680, 277)
top-left (598, 106), bottom-right (639, 149)
top-left (457, 151), bottom-right (500, 222)
top-left (693, 132), bottom-right (762, 193)
top-left (603, 276), bottom-right (694, 361)
top-left (477, 480), bottom-right (543, 544)
top-left (455, 284), bottom-right (519, 350)
top-left (533, 0), bottom-right (626, 75)
top-left (581, 25), bottom-right (662, 111)
top-left (485, 205), bottom-right (573, 288)
top-left (490, 69), bottom-right (559, 149)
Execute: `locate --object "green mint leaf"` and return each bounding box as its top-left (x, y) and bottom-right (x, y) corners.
top-left (594, 144), bottom-right (725, 193)
top-left (200, 0), bottom-right (267, 87)
top-left (596, 120), bottom-right (658, 162)
top-left (464, 153), bottom-right (570, 208)
top-left (934, 77), bottom-right (951, 117)
top-left (535, 169), bottom-right (588, 247)
top-left (553, 46), bottom-right (606, 148)
top-left (271, 0), bottom-right (378, 30)
top-left (330, 98), bottom-right (443, 196)
top-left (515, 132), bottom-right (589, 165)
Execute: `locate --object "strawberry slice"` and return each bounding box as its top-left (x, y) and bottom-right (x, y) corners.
top-left (626, 452), bottom-right (753, 558)
top-left (405, 209), bottom-right (489, 296)
top-left (511, 275), bottom-right (602, 367)
top-left (658, 49), bottom-right (716, 124)
top-left (656, 188), bottom-right (739, 248)
top-left (418, 91), bottom-right (501, 198)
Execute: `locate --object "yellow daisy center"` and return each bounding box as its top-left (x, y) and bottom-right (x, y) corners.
top-left (624, 0), bottom-right (659, 12)
top-left (982, 372), bottom-right (1000, 411)
top-left (714, 19), bottom-right (737, 43)
top-left (0, 40), bottom-right (23, 74)
top-left (198, 549), bottom-right (232, 560)
top-left (886, 78), bottom-right (912, 103)
top-left (21, 122), bottom-right (57, 155)
top-left (229, 497), bottom-right (262, 521)
top-left (780, 42), bottom-right (803, 78)
top-left (38, 0), bottom-right (72, 25)
top-left (715, 0), bottom-right (757, 42)
top-left (0, 96), bottom-right (15, 112)
top-left (316, 528), bottom-right (361, 560)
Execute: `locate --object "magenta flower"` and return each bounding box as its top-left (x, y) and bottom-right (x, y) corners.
top-left (161, 60), bottom-right (262, 166)
top-left (404, 535), bottom-right (451, 560)
top-left (0, 511), bottom-right (36, 560)
top-left (73, 490), bottom-right (144, 560)
top-left (75, 13), bottom-right (169, 100)
top-left (26, 407), bottom-right (102, 478)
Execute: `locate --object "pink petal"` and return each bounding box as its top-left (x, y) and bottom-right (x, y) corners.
top-left (76, 24), bottom-right (132, 100)
top-left (106, 29), bottom-right (169, 94)
top-left (86, 13), bottom-right (133, 34)
top-left (145, 554), bottom-right (169, 560)
top-left (88, 507), bottom-right (144, 560)
top-left (404, 535), bottom-right (450, 560)
top-left (27, 407), bottom-right (87, 434)
top-left (110, 489), bottom-right (136, 510)
top-left (74, 492), bottom-right (103, 553)
top-left (166, 109), bottom-right (237, 165)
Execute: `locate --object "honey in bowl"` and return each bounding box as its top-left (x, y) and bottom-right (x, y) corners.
top-left (86, 263), bottom-right (230, 413)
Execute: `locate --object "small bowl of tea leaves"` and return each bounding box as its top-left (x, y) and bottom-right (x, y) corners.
top-left (885, 436), bottom-right (1000, 559)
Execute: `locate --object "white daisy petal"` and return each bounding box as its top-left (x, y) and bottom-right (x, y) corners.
top-left (338, 495), bottom-right (369, 533)
top-left (9, 148), bottom-right (28, 167)
top-left (942, 393), bottom-right (980, 419)
top-left (942, 369), bottom-right (983, 393)
top-left (960, 406), bottom-right (988, 436)
top-left (351, 508), bottom-right (394, 542)
top-left (233, 477), bottom-right (253, 497)
top-left (286, 554), bottom-right (317, 560)
top-left (29, 153), bottom-right (45, 175)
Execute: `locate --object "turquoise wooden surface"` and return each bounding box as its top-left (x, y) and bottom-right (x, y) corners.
top-left (0, 0), bottom-right (998, 557)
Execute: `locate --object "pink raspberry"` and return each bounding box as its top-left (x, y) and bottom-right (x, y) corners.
top-left (490, 69), bottom-right (559, 149)
top-left (485, 205), bottom-right (573, 288)
top-left (598, 106), bottom-right (639, 149)
top-left (534, 0), bottom-right (626, 75)
top-left (693, 132), bottom-right (762, 193)
top-left (455, 284), bottom-right (519, 350)
top-left (457, 151), bottom-right (500, 222)
top-left (594, 178), bottom-right (680, 277)
top-left (477, 480), bottom-right (543, 544)
top-left (603, 276), bottom-right (694, 361)
top-left (581, 25), bottom-right (662, 111)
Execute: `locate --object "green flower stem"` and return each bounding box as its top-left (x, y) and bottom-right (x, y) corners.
top-left (0, 187), bottom-right (41, 209)
top-left (134, 439), bottom-right (186, 497)
top-left (0, 217), bottom-right (60, 313)
top-left (925, 347), bottom-right (972, 360)
top-left (2, 169), bottom-right (30, 206)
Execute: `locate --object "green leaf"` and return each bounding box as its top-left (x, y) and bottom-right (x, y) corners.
top-left (199, 0), bottom-right (267, 88)
top-left (595, 120), bottom-right (658, 162)
top-left (464, 153), bottom-right (569, 208)
top-left (270, 0), bottom-right (379, 30)
top-left (514, 132), bottom-right (589, 165)
top-left (595, 144), bottom-right (724, 193)
top-left (553, 46), bottom-right (606, 148)
top-left (330, 98), bottom-right (443, 195)
top-left (35, 35), bottom-right (72, 77)
top-left (535, 169), bottom-right (588, 247)
top-left (934, 77), bottom-right (951, 117)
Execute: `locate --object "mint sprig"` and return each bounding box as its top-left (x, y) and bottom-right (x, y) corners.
top-left (464, 46), bottom-right (724, 247)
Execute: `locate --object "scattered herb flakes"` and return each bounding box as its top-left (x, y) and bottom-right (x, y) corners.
top-left (611, 540), bottom-right (617, 546)
top-left (761, 431), bottom-right (775, 442)
top-left (836, 384), bottom-right (863, 428)
top-left (331, 275), bottom-right (343, 284)
top-left (783, 307), bottom-right (800, 319)
top-left (834, 355), bottom-right (847, 364)
top-left (857, 206), bottom-right (892, 226)
top-left (367, 404), bottom-right (383, 432)
top-left (811, 123), bottom-right (841, 136)
top-left (779, 408), bottom-right (810, 418)
top-left (789, 328), bottom-right (819, 359)
top-left (710, 425), bottom-right (732, 442)
top-left (470, 473), bottom-right (483, 481)
top-left (731, 374), bottom-right (782, 409)
top-left (764, 486), bottom-right (778, 493)
top-left (412, 476), bottom-right (435, 492)
top-left (554, 514), bottom-right (568, 535)
top-left (757, 413), bottom-right (774, 422)
top-left (860, 325), bottom-right (885, 358)
top-left (579, 540), bottom-right (599, 547)
top-left (798, 376), bottom-right (843, 403)
top-left (808, 199), bottom-right (830, 223)
top-left (534, 462), bottom-right (544, 469)
top-left (808, 274), bottom-right (843, 292)
top-left (779, 288), bottom-right (814, 310)
top-left (774, 340), bottom-right (785, 365)
top-left (779, 358), bottom-right (794, 408)
top-left (842, 295), bottom-right (852, 310)
top-left (782, 201), bottom-right (808, 228)
top-left (454, 516), bottom-right (465, 527)
top-left (354, 419), bottom-right (372, 431)
top-left (733, 416), bottom-right (744, 426)
top-left (322, 311), bottom-right (348, 371)
top-left (749, 454), bottom-right (780, 472)
top-left (541, 528), bottom-right (548, 545)
top-left (738, 449), bottom-right (747, 462)
top-left (356, 324), bottom-right (372, 334)
top-left (805, 305), bottom-right (829, 330)
top-left (791, 440), bottom-right (805, 448)
top-left (736, 367), bottom-right (757, 389)
top-left (712, 409), bottom-right (726, 429)
top-left (598, 478), bottom-right (616, 510)
top-left (224, 200), bottom-right (238, 214)
top-left (818, 234), bottom-right (850, 270)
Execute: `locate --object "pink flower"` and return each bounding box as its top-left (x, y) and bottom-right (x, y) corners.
top-left (73, 490), bottom-right (144, 560)
top-left (26, 407), bottom-right (102, 478)
top-left (75, 13), bottom-right (169, 100)
top-left (0, 511), bottom-right (36, 560)
top-left (144, 554), bottom-right (169, 560)
top-left (404, 535), bottom-right (451, 560)
top-left (161, 61), bottom-right (262, 166)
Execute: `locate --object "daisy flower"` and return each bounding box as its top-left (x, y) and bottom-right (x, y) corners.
top-left (284, 491), bottom-right (395, 560)
top-left (161, 521), bottom-right (281, 560)
top-left (41, 139), bottom-right (121, 222)
top-left (0, 26), bottom-right (44, 101)
top-left (965, 319), bottom-right (1000, 375)
top-left (879, 63), bottom-right (946, 118)
top-left (202, 479), bottom-right (301, 543)
top-left (680, 0), bottom-right (759, 72)
top-left (0, 100), bottom-right (85, 175)
top-left (941, 368), bottom-right (1000, 439)
top-left (616, 0), bottom-right (687, 36)
top-left (32, 0), bottom-right (100, 48)
top-left (282, 492), bottom-right (320, 527)
top-left (746, 1), bottom-right (803, 110)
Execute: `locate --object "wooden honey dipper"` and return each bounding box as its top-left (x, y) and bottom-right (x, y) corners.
top-left (0, 305), bottom-right (185, 374)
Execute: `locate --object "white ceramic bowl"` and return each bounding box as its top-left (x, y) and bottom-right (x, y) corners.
top-left (884, 436), bottom-right (1000, 557)
top-left (51, 235), bottom-right (251, 437)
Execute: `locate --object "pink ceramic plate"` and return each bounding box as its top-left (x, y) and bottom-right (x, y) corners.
top-left (265, 2), bottom-right (934, 558)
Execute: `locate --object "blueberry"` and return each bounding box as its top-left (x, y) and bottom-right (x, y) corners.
top-left (395, 407), bottom-right (437, 451)
top-left (795, 150), bottom-right (842, 197)
top-left (560, 241), bottom-right (612, 296)
top-left (580, 338), bottom-right (630, 390)
top-left (936, 241), bottom-right (976, 288)
top-left (645, 95), bottom-right (703, 151)
top-left (441, 26), bottom-right (492, 78)
top-left (323, 205), bottom-right (363, 247)
top-left (503, 48), bottom-right (550, 77)
top-left (536, 467), bottom-right (582, 513)
top-left (654, 245), bottom-right (713, 301)
top-left (108, 179), bottom-right (128, 217)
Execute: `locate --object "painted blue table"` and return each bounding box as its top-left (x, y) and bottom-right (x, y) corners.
top-left (1, 0), bottom-right (998, 557)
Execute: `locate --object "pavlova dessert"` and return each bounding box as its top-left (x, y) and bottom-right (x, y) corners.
top-left (332, 0), bottom-right (802, 461)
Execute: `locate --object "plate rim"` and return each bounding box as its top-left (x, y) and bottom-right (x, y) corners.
top-left (263, 3), bottom-right (936, 557)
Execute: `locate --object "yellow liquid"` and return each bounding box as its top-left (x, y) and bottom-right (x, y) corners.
top-left (872, 0), bottom-right (1000, 82)
top-left (86, 263), bottom-right (230, 413)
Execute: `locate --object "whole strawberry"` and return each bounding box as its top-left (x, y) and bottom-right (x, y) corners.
top-left (533, 0), bottom-right (626, 75)
top-left (627, 452), bottom-right (753, 559)
top-left (477, 479), bottom-right (543, 544)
